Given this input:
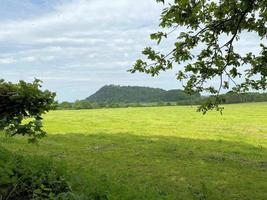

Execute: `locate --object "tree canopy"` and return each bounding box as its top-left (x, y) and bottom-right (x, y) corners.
top-left (0, 79), bottom-right (55, 143)
top-left (130, 0), bottom-right (267, 113)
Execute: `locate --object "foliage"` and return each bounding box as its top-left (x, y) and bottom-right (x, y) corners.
top-left (56, 92), bottom-right (267, 110)
top-left (0, 147), bottom-right (72, 200)
top-left (221, 91), bottom-right (267, 103)
top-left (0, 79), bottom-right (55, 143)
top-left (72, 100), bottom-right (94, 110)
top-left (1, 104), bottom-right (267, 199)
top-left (130, 0), bottom-right (267, 112)
top-left (56, 101), bottom-right (94, 110)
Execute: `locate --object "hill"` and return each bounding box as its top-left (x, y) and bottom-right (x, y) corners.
top-left (85, 85), bottom-right (200, 103)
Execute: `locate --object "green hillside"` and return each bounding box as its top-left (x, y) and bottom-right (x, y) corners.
top-left (85, 85), bottom-right (200, 103)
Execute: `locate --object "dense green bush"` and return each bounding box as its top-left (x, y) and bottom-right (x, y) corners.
top-left (0, 147), bottom-right (71, 200)
top-left (0, 146), bottom-right (111, 200)
top-left (0, 79), bottom-right (55, 143)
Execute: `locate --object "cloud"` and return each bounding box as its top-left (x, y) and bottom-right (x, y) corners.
top-left (0, 57), bottom-right (16, 64)
top-left (0, 0), bottom-right (263, 101)
top-left (0, 0), bottom-right (165, 101)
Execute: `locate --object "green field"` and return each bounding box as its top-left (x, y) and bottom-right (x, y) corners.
top-left (1, 103), bottom-right (267, 199)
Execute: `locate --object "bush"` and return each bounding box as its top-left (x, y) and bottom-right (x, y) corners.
top-left (0, 147), bottom-right (71, 200)
top-left (0, 79), bottom-right (56, 143)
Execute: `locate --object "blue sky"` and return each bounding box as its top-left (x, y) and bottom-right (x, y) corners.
top-left (0, 0), bottom-right (263, 101)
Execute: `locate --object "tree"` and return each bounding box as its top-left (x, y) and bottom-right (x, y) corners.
top-left (57, 101), bottom-right (73, 110)
top-left (130, 0), bottom-right (267, 113)
top-left (0, 79), bottom-right (55, 143)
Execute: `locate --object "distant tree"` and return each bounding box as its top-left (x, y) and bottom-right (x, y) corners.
top-left (73, 100), bottom-right (84, 110)
top-left (72, 100), bottom-right (93, 110)
top-left (130, 0), bottom-right (267, 113)
top-left (57, 101), bottom-right (73, 110)
top-left (0, 79), bottom-right (55, 143)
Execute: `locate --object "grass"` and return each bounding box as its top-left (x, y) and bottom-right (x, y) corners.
top-left (1, 103), bottom-right (267, 199)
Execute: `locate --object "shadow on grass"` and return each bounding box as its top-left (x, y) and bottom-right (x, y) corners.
top-left (1, 132), bottom-right (267, 200)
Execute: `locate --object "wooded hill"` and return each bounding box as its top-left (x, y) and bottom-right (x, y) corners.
top-left (56, 85), bottom-right (267, 110)
top-left (85, 85), bottom-right (200, 103)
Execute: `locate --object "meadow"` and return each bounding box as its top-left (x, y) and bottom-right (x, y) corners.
top-left (1, 103), bottom-right (267, 199)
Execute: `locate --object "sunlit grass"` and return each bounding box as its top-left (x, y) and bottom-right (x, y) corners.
top-left (1, 103), bottom-right (267, 199)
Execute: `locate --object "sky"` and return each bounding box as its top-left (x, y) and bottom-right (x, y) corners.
top-left (0, 0), bottom-right (263, 101)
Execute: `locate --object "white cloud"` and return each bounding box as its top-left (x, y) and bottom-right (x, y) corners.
top-left (0, 0), bottom-right (264, 101)
top-left (0, 57), bottom-right (16, 64)
top-left (22, 56), bottom-right (37, 62)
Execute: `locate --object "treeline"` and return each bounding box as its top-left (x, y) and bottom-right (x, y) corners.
top-left (56, 92), bottom-right (267, 110)
top-left (56, 100), bottom-right (184, 110)
top-left (220, 92), bottom-right (267, 104)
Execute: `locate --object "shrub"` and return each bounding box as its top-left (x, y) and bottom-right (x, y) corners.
top-left (0, 147), bottom-right (71, 200)
top-left (0, 79), bottom-right (56, 143)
